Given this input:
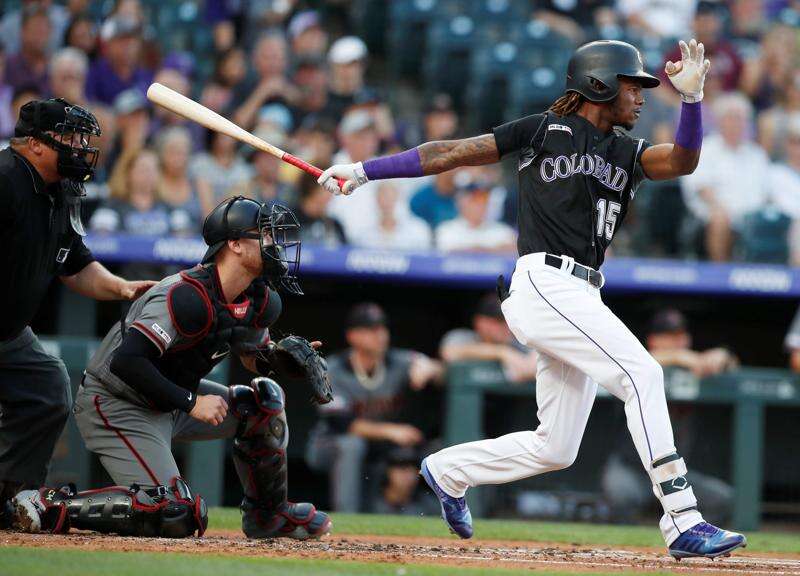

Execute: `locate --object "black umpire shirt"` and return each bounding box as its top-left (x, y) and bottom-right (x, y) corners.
top-left (493, 112), bottom-right (650, 269)
top-left (0, 147), bottom-right (94, 340)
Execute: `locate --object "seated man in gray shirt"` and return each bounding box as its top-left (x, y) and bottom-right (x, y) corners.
top-left (306, 303), bottom-right (442, 512)
top-left (440, 293), bottom-right (538, 383)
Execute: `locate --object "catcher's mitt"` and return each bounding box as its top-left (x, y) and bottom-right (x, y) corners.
top-left (262, 336), bottom-right (332, 404)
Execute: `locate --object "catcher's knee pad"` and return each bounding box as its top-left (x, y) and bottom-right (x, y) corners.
top-left (13, 477), bottom-right (207, 537)
top-left (230, 377), bottom-right (289, 513)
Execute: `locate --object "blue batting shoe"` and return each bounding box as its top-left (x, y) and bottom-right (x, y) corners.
top-left (420, 457), bottom-right (473, 539)
top-left (668, 522), bottom-right (746, 560)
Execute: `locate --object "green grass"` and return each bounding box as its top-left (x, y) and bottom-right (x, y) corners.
top-left (0, 547), bottom-right (678, 576)
top-left (210, 508), bottom-right (800, 554)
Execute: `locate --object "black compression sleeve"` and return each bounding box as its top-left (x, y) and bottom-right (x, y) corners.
top-left (110, 329), bottom-right (197, 412)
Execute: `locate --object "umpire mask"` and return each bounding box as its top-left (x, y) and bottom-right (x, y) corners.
top-left (15, 98), bottom-right (102, 182)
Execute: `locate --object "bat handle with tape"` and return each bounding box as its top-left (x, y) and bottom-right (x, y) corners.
top-left (281, 153), bottom-right (347, 191)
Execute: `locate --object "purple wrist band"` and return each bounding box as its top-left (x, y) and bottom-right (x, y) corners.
top-left (675, 101), bottom-right (703, 150)
top-left (363, 148), bottom-right (423, 180)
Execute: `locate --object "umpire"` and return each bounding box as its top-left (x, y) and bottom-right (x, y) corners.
top-left (0, 98), bottom-right (154, 526)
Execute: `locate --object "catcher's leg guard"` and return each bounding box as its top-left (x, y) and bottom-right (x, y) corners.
top-left (230, 377), bottom-right (331, 540)
top-left (12, 477), bottom-right (207, 537)
top-left (0, 480), bottom-right (23, 529)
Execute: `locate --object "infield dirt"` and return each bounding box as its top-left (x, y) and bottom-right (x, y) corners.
top-left (4, 529), bottom-right (800, 575)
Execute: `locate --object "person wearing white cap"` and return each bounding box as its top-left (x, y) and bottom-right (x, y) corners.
top-left (325, 36), bottom-right (371, 121)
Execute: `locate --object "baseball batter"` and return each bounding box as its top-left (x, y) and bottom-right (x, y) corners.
top-left (318, 39), bottom-right (746, 559)
top-left (12, 197), bottom-right (333, 539)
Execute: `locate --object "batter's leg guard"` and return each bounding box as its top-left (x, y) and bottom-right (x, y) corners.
top-left (650, 453), bottom-right (704, 541)
top-left (230, 377), bottom-right (331, 540)
top-left (12, 477), bottom-right (207, 538)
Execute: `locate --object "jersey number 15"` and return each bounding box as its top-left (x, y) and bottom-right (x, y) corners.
top-left (596, 199), bottom-right (621, 241)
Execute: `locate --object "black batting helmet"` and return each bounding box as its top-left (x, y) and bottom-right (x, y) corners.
top-left (566, 40), bottom-right (660, 103)
top-left (202, 196), bottom-right (303, 295)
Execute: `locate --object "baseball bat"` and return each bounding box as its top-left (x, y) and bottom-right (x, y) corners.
top-left (146, 82), bottom-right (344, 189)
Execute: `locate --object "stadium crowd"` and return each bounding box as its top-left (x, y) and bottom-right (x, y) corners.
top-left (1, 0), bottom-right (799, 265)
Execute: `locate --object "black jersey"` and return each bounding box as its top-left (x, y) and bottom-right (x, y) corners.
top-left (493, 112), bottom-right (651, 269)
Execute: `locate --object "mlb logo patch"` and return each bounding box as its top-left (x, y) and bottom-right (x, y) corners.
top-left (548, 124), bottom-right (573, 135)
top-left (56, 248), bottom-right (70, 264)
top-left (151, 323), bottom-right (172, 344)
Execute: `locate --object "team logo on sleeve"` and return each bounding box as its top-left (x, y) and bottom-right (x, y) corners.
top-left (55, 248), bottom-right (70, 263)
top-left (548, 123), bottom-right (573, 135)
top-left (151, 323), bottom-right (172, 344)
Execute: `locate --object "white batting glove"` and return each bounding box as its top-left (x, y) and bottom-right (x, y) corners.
top-left (317, 162), bottom-right (368, 196)
top-left (665, 39), bottom-right (711, 103)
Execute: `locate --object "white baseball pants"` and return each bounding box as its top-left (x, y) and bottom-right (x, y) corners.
top-left (425, 253), bottom-right (703, 544)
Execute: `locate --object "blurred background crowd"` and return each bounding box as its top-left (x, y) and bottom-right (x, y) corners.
top-left (3, 0), bottom-right (800, 264)
top-left (4, 0), bottom-right (800, 524)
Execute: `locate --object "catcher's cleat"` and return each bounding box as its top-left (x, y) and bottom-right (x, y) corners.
top-left (420, 457), bottom-right (473, 539)
top-left (242, 500), bottom-right (331, 540)
top-left (668, 522), bottom-right (746, 560)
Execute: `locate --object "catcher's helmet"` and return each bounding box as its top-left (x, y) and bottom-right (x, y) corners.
top-left (202, 196), bottom-right (303, 295)
top-left (566, 40), bottom-right (660, 103)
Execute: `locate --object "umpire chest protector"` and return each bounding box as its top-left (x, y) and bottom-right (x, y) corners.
top-left (513, 112), bottom-right (648, 269)
top-left (155, 264), bottom-right (281, 387)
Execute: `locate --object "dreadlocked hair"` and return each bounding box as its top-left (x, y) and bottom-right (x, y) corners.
top-left (549, 92), bottom-right (584, 117)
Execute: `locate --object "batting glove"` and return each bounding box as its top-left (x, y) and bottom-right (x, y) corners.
top-left (665, 39), bottom-right (711, 103)
top-left (317, 162), bottom-right (369, 196)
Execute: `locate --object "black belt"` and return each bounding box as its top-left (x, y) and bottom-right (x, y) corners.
top-left (544, 254), bottom-right (604, 288)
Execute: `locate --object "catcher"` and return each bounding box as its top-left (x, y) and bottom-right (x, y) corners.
top-left (12, 196), bottom-right (333, 539)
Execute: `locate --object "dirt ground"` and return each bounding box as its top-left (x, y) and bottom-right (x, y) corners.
top-left (4, 529), bottom-right (800, 575)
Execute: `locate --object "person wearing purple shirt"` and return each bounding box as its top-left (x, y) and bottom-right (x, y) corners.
top-left (85, 16), bottom-right (152, 106)
top-left (5, 6), bottom-right (51, 96)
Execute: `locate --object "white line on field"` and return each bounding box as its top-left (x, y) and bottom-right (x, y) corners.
top-left (409, 552), bottom-right (800, 575)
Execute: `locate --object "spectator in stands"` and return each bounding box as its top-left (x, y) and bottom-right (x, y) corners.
top-left (441, 293), bottom-right (538, 383)
top-left (289, 56), bottom-right (329, 125)
top-left (423, 93), bottom-right (459, 142)
top-left (324, 36), bottom-right (373, 122)
top-left (191, 131), bottom-right (253, 215)
top-left (618, 0), bottom-right (696, 40)
top-left (200, 47), bottom-right (247, 114)
top-left (306, 303), bottom-right (442, 512)
top-left (661, 2), bottom-right (744, 99)
top-left (104, 88), bottom-right (149, 176)
top-left (783, 303), bottom-right (800, 372)
top-left (0, 0), bottom-right (69, 55)
top-left (148, 66), bottom-right (202, 144)
top-left (758, 70), bottom-right (800, 160)
top-left (728, 0), bottom-right (769, 45)
top-left (768, 117), bottom-right (800, 264)
top-left (0, 44), bottom-right (15, 141)
top-left (536, 0), bottom-right (617, 43)
top-left (5, 5), bottom-right (51, 95)
top-left (740, 24), bottom-right (796, 113)
top-left (49, 48), bottom-right (88, 106)
top-left (602, 309), bottom-right (736, 524)
top-left (681, 92), bottom-right (770, 261)
top-left (294, 173), bottom-right (347, 247)
top-left (90, 148), bottom-right (172, 236)
top-left (246, 125), bottom-right (296, 209)
top-left (327, 110), bottom-right (382, 239)
top-left (410, 170), bottom-right (458, 229)
top-left (63, 14), bottom-right (98, 60)
top-left (86, 16), bottom-right (152, 106)
top-left (354, 183), bottom-right (432, 251)
top-left (231, 31), bottom-right (298, 130)
top-left (436, 171), bottom-right (517, 254)
top-left (156, 126), bottom-right (202, 234)
top-left (291, 116), bottom-right (337, 168)
top-left (287, 10), bottom-right (328, 60)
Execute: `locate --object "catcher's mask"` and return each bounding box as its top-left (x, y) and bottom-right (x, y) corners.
top-left (202, 197), bottom-right (303, 295)
top-left (15, 98), bottom-right (101, 182)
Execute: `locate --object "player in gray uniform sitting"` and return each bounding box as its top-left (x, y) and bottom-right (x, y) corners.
top-left (11, 196), bottom-right (333, 540)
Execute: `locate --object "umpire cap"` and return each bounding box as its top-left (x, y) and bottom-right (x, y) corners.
top-left (566, 40), bottom-right (660, 103)
top-left (201, 196), bottom-right (262, 264)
